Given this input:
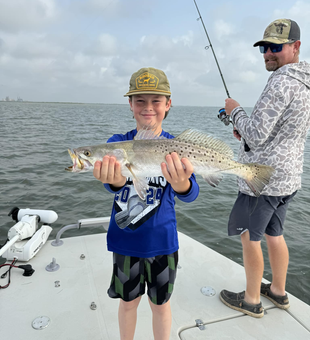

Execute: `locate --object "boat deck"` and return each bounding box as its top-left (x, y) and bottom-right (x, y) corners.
top-left (1, 230), bottom-right (310, 339)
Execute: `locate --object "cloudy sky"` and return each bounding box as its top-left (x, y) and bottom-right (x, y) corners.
top-left (1, 0), bottom-right (309, 107)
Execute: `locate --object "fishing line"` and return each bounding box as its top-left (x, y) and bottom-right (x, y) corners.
top-left (193, 0), bottom-right (230, 98)
top-left (193, 0), bottom-right (251, 152)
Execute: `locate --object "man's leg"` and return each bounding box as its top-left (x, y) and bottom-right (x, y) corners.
top-left (149, 299), bottom-right (172, 340)
top-left (265, 234), bottom-right (289, 296)
top-left (241, 230), bottom-right (264, 304)
top-left (220, 230), bottom-right (264, 317)
top-left (118, 296), bottom-right (142, 340)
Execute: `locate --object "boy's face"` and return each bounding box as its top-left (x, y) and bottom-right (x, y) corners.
top-left (129, 94), bottom-right (171, 132)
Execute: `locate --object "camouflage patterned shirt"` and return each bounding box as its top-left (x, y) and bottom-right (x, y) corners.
top-left (231, 61), bottom-right (310, 196)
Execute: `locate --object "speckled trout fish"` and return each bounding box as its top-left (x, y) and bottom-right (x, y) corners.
top-left (66, 128), bottom-right (274, 199)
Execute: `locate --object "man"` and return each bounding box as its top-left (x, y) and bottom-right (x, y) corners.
top-left (220, 19), bottom-right (310, 318)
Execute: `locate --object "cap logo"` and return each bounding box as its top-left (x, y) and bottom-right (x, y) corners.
top-left (274, 22), bottom-right (288, 35)
top-left (136, 72), bottom-right (159, 90)
top-left (264, 21), bottom-right (289, 38)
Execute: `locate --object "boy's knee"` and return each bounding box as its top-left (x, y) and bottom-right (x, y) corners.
top-left (149, 299), bottom-right (171, 315)
top-left (120, 297), bottom-right (141, 312)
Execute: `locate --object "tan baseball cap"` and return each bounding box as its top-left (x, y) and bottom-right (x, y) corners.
top-left (253, 19), bottom-right (300, 47)
top-left (124, 67), bottom-right (171, 97)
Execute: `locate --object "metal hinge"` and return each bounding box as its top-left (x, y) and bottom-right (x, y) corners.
top-left (195, 319), bottom-right (205, 330)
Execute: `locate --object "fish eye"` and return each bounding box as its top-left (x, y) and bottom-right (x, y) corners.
top-left (84, 150), bottom-right (91, 157)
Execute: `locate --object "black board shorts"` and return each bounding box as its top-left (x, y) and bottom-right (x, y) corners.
top-left (228, 191), bottom-right (297, 241)
top-left (108, 251), bottom-right (178, 305)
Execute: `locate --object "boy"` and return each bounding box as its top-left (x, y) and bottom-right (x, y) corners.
top-left (93, 67), bottom-right (199, 339)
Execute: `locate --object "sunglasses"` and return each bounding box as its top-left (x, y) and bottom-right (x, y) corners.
top-left (259, 43), bottom-right (284, 54)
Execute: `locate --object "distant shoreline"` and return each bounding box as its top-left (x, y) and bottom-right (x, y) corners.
top-left (0, 101), bottom-right (127, 105)
top-left (0, 101), bottom-right (222, 108)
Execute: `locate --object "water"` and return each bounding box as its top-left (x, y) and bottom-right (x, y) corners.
top-left (1, 102), bottom-right (309, 305)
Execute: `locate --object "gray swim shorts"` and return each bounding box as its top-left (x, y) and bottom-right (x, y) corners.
top-left (228, 191), bottom-right (297, 241)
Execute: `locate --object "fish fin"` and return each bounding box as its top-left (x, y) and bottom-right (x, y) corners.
top-left (201, 173), bottom-right (223, 187)
top-left (243, 163), bottom-right (275, 197)
top-left (134, 125), bottom-right (167, 140)
top-left (133, 178), bottom-right (149, 201)
top-left (175, 129), bottom-right (234, 158)
top-left (125, 163), bottom-right (149, 200)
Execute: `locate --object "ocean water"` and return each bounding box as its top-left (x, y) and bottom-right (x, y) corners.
top-left (1, 102), bottom-right (309, 305)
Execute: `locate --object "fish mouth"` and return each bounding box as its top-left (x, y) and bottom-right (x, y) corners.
top-left (65, 149), bottom-right (93, 172)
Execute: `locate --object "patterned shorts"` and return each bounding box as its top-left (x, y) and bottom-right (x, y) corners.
top-left (108, 251), bottom-right (178, 305)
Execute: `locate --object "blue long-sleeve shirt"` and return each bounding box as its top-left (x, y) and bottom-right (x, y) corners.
top-left (104, 129), bottom-right (199, 258)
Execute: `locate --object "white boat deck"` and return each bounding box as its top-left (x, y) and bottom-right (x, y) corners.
top-left (1, 229), bottom-right (310, 340)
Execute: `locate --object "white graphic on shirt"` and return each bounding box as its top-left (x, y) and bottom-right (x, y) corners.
top-left (114, 176), bottom-right (167, 230)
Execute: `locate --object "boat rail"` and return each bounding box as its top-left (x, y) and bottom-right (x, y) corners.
top-left (51, 216), bottom-right (110, 246)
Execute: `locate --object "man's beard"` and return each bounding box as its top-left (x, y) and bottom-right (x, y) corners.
top-left (264, 57), bottom-right (279, 71)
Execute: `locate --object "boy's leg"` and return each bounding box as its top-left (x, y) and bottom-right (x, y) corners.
top-left (118, 296), bottom-right (142, 340)
top-left (149, 299), bottom-right (172, 340)
top-left (265, 234), bottom-right (289, 296)
top-left (108, 253), bottom-right (146, 340)
top-left (145, 252), bottom-right (178, 339)
top-left (241, 230), bottom-right (264, 304)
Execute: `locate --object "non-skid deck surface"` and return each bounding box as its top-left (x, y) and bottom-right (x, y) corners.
top-left (1, 232), bottom-right (309, 339)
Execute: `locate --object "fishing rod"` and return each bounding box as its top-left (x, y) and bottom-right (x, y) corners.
top-left (193, 0), bottom-right (230, 100)
top-left (193, 0), bottom-right (250, 151)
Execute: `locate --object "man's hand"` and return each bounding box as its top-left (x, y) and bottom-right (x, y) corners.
top-left (93, 155), bottom-right (126, 188)
top-left (225, 98), bottom-right (242, 141)
top-left (161, 152), bottom-right (193, 194)
top-left (225, 98), bottom-right (240, 115)
top-left (233, 127), bottom-right (242, 141)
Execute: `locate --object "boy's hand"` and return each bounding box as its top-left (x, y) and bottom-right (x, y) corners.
top-left (93, 155), bottom-right (126, 188)
top-left (161, 152), bottom-right (193, 194)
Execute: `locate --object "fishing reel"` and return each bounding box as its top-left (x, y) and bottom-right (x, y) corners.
top-left (217, 108), bottom-right (250, 152)
top-left (217, 108), bottom-right (232, 126)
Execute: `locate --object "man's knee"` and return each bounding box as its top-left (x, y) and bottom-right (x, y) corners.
top-left (241, 231), bottom-right (261, 247)
top-left (265, 234), bottom-right (286, 247)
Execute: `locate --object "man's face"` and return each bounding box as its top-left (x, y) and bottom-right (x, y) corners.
top-left (263, 41), bottom-right (300, 71)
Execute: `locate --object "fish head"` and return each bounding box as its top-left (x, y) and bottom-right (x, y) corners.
top-left (65, 147), bottom-right (97, 172)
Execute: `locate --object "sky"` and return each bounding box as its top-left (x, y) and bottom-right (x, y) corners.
top-left (0, 0), bottom-right (310, 107)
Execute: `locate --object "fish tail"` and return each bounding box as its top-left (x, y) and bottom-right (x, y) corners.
top-left (243, 163), bottom-right (274, 197)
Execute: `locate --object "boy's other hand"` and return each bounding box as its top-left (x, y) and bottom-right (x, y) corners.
top-left (161, 152), bottom-right (193, 194)
top-left (93, 155), bottom-right (126, 188)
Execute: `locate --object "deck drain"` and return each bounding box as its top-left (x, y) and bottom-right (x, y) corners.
top-left (200, 286), bottom-right (216, 297)
top-left (32, 316), bottom-right (50, 330)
